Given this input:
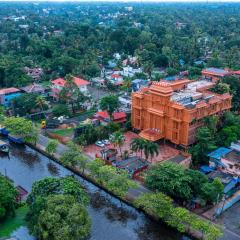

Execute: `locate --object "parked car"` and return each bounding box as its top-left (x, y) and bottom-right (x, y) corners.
top-left (95, 141), bottom-right (105, 147)
top-left (102, 139), bottom-right (110, 145)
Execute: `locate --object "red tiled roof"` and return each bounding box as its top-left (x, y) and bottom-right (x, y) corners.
top-left (51, 78), bottom-right (66, 87)
top-left (0, 87), bottom-right (20, 95)
top-left (113, 112), bottom-right (127, 120)
top-left (111, 74), bottom-right (121, 78)
top-left (73, 77), bottom-right (90, 87)
top-left (51, 77), bottom-right (89, 87)
top-left (94, 111), bottom-right (127, 121)
top-left (95, 111), bottom-right (109, 119)
top-left (233, 70), bottom-right (240, 75)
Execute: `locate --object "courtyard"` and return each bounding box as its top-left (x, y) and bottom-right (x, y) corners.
top-left (83, 131), bottom-right (184, 164)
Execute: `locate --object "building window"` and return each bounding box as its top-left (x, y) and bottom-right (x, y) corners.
top-left (173, 121), bottom-right (178, 129)
top-left (173, 132), bottom-right (178, 140)
top-left (174, 109), bottom-right (179, 118)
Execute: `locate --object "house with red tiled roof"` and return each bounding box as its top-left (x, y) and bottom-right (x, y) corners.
top-left (93, 111), bottom-right (127, 125)
top-left (0, 87), bottom-right (21, 107)
top-left (51, 76), bottom-right (90, 99)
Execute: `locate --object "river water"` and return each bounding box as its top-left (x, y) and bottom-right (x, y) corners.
top-left (0, 143), bottom-right (185, 240)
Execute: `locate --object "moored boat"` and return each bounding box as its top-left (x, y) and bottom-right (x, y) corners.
top-left (0, 140), bottom-right (9, 153)
top-left (0, 126), bottom-right (9, 136)
top-left (8, 134), bottom-right (24, 144)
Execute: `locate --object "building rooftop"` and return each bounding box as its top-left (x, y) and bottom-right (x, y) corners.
top-left (207, 171), bottom-right (233, 186)
top-left (0, 88), bottom-right (20, 95)
top-left (202, 68), bottom-right (230, 77)
top-left (52, 77), bottom-right (89, 87)
top-left (170, 80), bottom-right (216, 106)
top-left (208, 147), bottom-right (233, 160)
top-left (224, 150), bottom-right (240, 164)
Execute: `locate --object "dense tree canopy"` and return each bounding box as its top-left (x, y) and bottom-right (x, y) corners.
top-left (26, 177), bottom-right (91, 240)
top-left (0, 175), bottom-right (18, 220)
top-left (1, 2), bottom-right (240, 87)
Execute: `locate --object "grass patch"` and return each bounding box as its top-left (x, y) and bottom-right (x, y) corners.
top-left (0, 205), bottom-right (29, 237)
top-left (52, 128), bottom-right (74, 137)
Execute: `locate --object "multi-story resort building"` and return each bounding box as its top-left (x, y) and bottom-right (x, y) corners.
top-left (131, 78), bottom-right (232, 147)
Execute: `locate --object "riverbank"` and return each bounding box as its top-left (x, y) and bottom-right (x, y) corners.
top-left (28, 133), bottom-right (223, 240)
top-left (0, 205), bottom-right (28, 238)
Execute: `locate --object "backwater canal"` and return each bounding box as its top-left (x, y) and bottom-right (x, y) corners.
top-left (0, 143), bottom-right (187, 240)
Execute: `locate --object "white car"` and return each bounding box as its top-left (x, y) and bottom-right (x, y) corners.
top-left (102, 139), bottom-right (110, 145)
top-left (95, 141), bottom-right (105, 147)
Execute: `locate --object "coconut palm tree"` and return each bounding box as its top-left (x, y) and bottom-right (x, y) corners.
top-left (130, 138), bottom-right (146, 158)
top-left (110, 131), bottom-right (125, 159)
top-left (35, 96), bottom-right (47, 112)
top-left (121, 77), bottom-right (132, 92)
top-left (143, 140), bottom-right (159, 163)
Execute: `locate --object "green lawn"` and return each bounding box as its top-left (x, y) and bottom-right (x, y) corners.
top-left (0, 205), bottom-right (29, 237)
top-left (52, 128), bottom-right (74, 137)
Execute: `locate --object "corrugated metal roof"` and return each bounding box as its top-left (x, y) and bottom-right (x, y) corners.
top-left (208, 147), bottom-right (232, 160)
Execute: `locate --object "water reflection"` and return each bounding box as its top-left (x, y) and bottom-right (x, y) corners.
top-left (0, 144), bottom-right (184, 240)
top-left (47, 162), bottom-right (60, 176)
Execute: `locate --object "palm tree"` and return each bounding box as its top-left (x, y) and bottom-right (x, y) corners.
top-left (143, 140), bottom-right (159, 163)
top-left (35, 96), bottom-right (48, 118)
top-left (35, 96), bottom-right (47, 112)
top-left (130, 138), bottom-right (146, 158)
top-left (110, 131), bottom-right (125, 159)
top-left (122, 77), bottom-right (132, 92)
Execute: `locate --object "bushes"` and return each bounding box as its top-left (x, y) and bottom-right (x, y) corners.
top-left (45, 139), bottom-right (58, 155)
top-left (87, 158), bottom-right (137, 198)
top-left (134, 192), bottom-right (222, 240)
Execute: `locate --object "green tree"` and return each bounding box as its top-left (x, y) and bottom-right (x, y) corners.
top-left (134, 192), bottom-right (173, 219)
top-left (110, 131), bottom-right (125, 158)
top-left (107, 170), bottom-right (137, 197)
top-left (191, 127), bottom-right (217, 165)
top-left (145, 162), bottom-right (192, 201)
top-left (27, 176), bottom-right (89, 206)
top-left (28, 194), bottom-right (91, 240)
top-left (211, 82), bottom-right (230, 94)
top-left (45, 139), bottom-right (58, 156)
top-left (87, 158), bottom-right (105, 179)
top-left (130, 138), bottom-right (146, 158)
top-left (4, 116), bottom-right (38, 144)
top-left (185, 169), bottom-right (208, 197)
top-left (12, 93), bottom-right (39, 116)
top-left (204, 116), bottom-right (219, 134)
top-left (73, 154), bottom-right (88, 174)
top-left (166, 207), bottom-right (191, 233)
top-left (59, 74), bottom-right (85, 114)
top-left (35, 96), bottom-right (48, 113)
top-left (100, 95), bottom-right (119, 120)
top-left (217, 125), bottom-right (240, 147)
top-left (52, 104), bottom-right (70, 117)
top-left (200, 178), bottom-right (224, 204)
top-left (143, 140), bottom-right (159, 162)
top-left (0, 175), bottom-right (18, 220)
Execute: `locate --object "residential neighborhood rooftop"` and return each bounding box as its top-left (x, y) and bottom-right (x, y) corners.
top-left (0, 87), bottom-right (20, 95)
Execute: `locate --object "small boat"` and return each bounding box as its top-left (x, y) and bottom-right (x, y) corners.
top-left (0, 140), bottom-right (9, 153)
top-left (0, 126), bottom-right (9, 136)
top-left (8, 134), bottom-right (24, 144)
